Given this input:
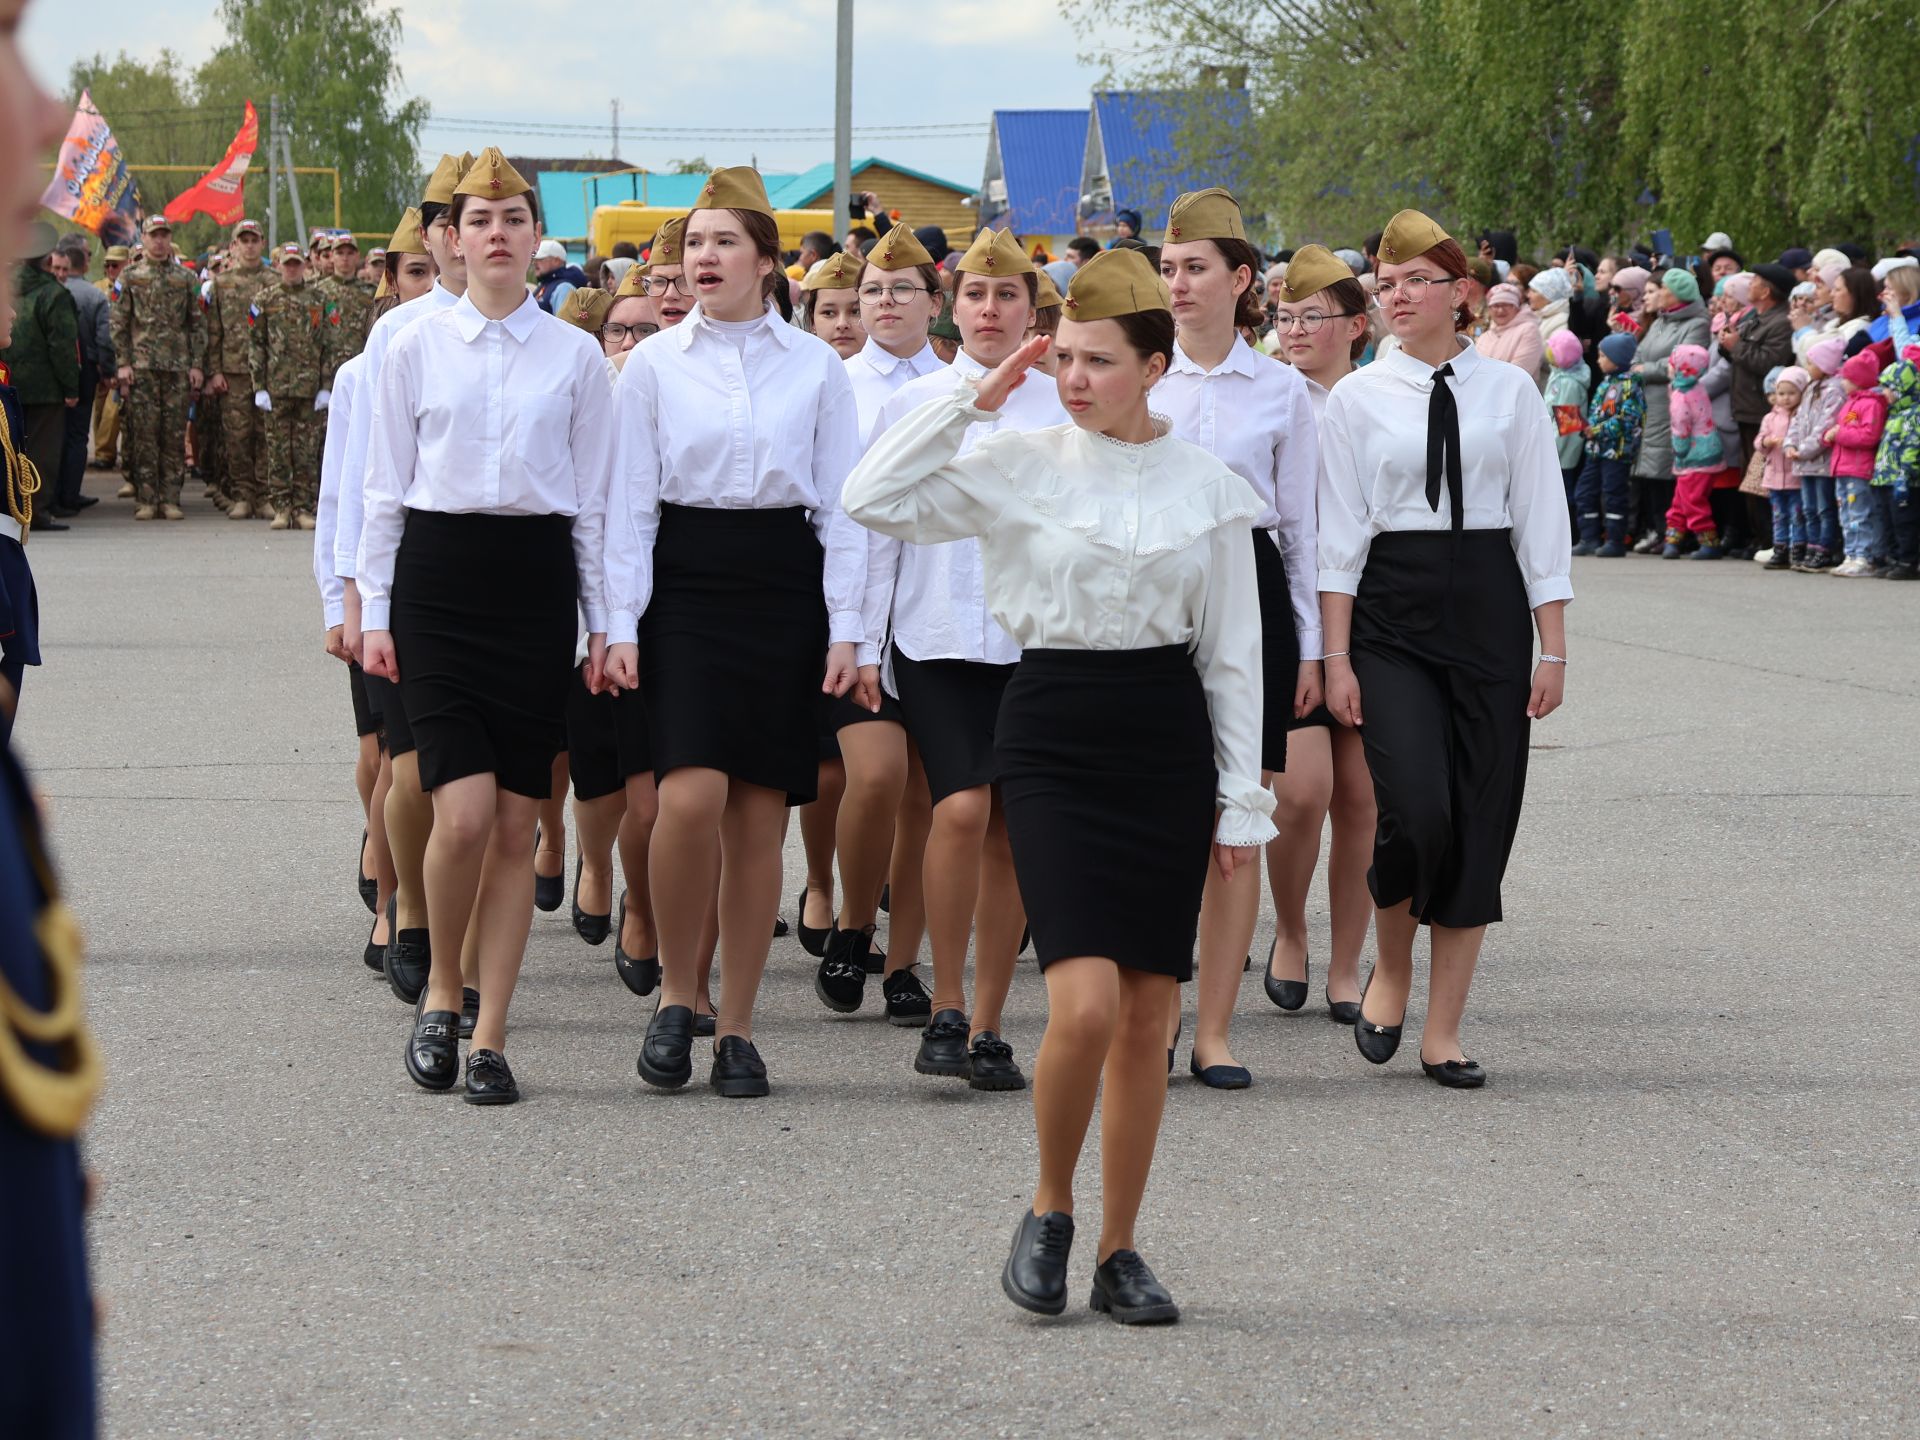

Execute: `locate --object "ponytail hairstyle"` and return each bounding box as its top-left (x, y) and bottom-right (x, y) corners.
top-left (1207, 236), bottom-right (1269, 331)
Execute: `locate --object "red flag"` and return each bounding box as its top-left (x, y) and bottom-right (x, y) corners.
top-left (163, 101), bottom-right (259, 227)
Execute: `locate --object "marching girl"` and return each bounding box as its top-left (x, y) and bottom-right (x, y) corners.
top-left (800, 252), bottom-right (866, 359)
top-left (1318, 210), bottom-right (1571, 1090)
top-left (1155, 188), bottom-right (1321, 1087)
top-left (846, 248), bottom-right (1273, 1325)
top-left (853, 228), bottom-right (1066, 1090)
top-left (808, 223), bottom-right (945, 1027)
top-left (605, 168), bottom-right (865, 1099)
top-left (601, 264), bottom-right (658, 372)
top-left (359, 150), bottom-right (615, 1105)
top-left (1264, 245), bottom-right (1376, 1026)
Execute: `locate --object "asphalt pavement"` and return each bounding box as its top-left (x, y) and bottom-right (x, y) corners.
top-left (14, 474), bottom-right (1919, 1438)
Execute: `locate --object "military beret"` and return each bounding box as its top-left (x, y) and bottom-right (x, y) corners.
top-left (1062, 247), bottom-right (1170, 322)
top-left (1164, 187), bottom-right (1247, 245)
top-left (1376, 209), bottom-right (1452, 265)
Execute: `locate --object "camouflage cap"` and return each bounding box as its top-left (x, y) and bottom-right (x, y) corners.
top-left (277, 242), bottom-right (305, 263)
top-left (1062, 247), bottom-right (1170, 322)
top-left (233, 217), bottom-right (263, 237)
top-left (142, 215), bottom-right (172, 234)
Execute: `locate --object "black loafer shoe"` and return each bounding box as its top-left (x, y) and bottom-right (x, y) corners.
top-left (459, 987), bottom-right (480, 1039)
top-left (881, 966), bottom-right (933, 1027)
top-left (796, 888), bottom-right (832, 957)
top-left (385, 926), bottom-right (432, 1005)
top-left (571, 856), bottom-right (611, 945)
top-left (1325, 988), bottom-right (1362, 1025)
top-left (914, 1008), bottom-right (972, 1078)
top-left (464, 1048), bottom-right (519, 1105)
top-left (532, 831), bottom-right (564, 913)
top-left (1263, 938), bottom-right (1308, 1011)
top-left (613, 893), bottom-right (660, 997)
top-left (967, 1032), bottom-right (1026, 1091)
top-left (638, 1004), bottom-right (695, 1089)
top-left (357, 829), bottom-right (378, 913)
top-left (405, 1009), bottom-right (461, 1091)
top-left (693, 1010), bottom-right (716, 1038)
top-left (1001, 1208), bottom-right (1074, 1316)
top-left (709, 1035), bottom-right (770, 1098)
top-left (1421, 1056), bottom-right (1487, 1089)
top-left (813, 927), bottom-right (870, 1013)
top-left (1188, 1053), bottom-right (1252, 1090)
top-left (1090, 1249), bottom-right (1180, 1325)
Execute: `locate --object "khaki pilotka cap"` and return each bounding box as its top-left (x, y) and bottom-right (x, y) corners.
top-left (1164, 187), bottom-right (1247, 244)
top-left (866, 222), bottom-right (934, 272)
top-left (385, 208), bottom-right (428, 256)
top-left (373, 275), bottom-right (391, 301)
top-left (1377, 208), bottom-right (1451, 264)
top-left (802, 252), bottom-right (861, 292)
top-left (1034, 270), bottom-right (1064, 310)
top-left (614, 263), bottom-right (651, 299)
top-left (558, 287), bottom-right (614, 332)
top-left (421, 152), bottom-right (476, 207)
top-left (955, 227), bottom-right (1034, 277)
top-left (1277, 244), bottom-right (1352, 303)
top-left (693, 167), bottom-right (773, 216)
top-left (1062, 247), bottom-right (1170, 321)
top-left (647, 217), bottom-right (687, 267)
top-left (455, 148), bottom-right (532, 202)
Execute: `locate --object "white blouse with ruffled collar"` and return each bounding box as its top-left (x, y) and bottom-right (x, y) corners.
top-left (843, 381), bottom-right (1278, 845)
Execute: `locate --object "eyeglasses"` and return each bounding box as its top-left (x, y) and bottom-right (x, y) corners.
top-left (601, 322), bottom-right (657, 345)
top-left (1374, 275), bottom-right (1453, 302)
top-left (1273, 309), bottom-right (1360, 334)
top-left (858, 281), bottom-right (931, 306)
top-left (641, 274), bottom-right (691, 297)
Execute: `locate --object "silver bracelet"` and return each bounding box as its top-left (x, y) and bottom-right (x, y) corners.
top-left (1322, 650), bottom-right (1350, 660)
top-left (1538, 653), bottom-right (1567, 665)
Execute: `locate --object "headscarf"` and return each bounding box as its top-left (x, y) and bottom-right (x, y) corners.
top-left (1529, 267), bottom-right (1573, 305)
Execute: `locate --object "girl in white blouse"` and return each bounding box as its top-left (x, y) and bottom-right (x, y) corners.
top-left (1318, 210), bottom-right (1572, 1091)
top-left (604, 168), bottom-right (864, 1100)
top-left (846, 248), bottom-right (1276, 1326)
top-left (1156, 187), bottom-right (1322, 1088)
top-left (359, 151), bottom-right (614, 1106)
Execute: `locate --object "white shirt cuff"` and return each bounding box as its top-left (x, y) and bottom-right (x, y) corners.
top-left (855, 641), bottom-right (880, 669)
top-left (1215, 775), bottom-right (1279, 847)
top-left (828, 609), bottom-right (864, 646)
top-left (1316, 569), bottom-right (1362, 596)
top-left (609, 609), bottom-right (640, 647)
top-left (1525, 577), bottom-right (1575, 608)
top-left (580, 603), bottom-right (608, 635)
top-left (361, 599), bottom-right (391, 631)
top-left (1297, 627), bottom-right (1325, 663)
top-left (322, 600), bottom-right (346, 628)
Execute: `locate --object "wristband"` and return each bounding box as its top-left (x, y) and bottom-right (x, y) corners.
top-left (1538, 654), bottom-right (1567, 665)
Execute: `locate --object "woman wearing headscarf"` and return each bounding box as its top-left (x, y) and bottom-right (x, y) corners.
top-left (1628, 270), bottom-right (1712, 551)
top-left (1528, 267), bottom-right (1574, 373)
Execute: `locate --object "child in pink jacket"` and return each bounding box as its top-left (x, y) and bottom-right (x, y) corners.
top-left (1826, 349), bottom-right (1889, 575)
top-left (1758, 366), bottom-right (1806, 570)
top-left (1663, 344), bottom-right (1724, 557)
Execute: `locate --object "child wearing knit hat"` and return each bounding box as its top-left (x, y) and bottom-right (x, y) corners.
top-left (1871, 344), bottom-right (1920, 579)
top-left (1663, 343), bottom-right (1725, 557)
top-left (1573, 332), bottom-right (1646, 555)
top-left (1825, 349), bottom-right (1891, 575)
top-left (1757, 366), bottom-right (1809, 569)
top-left (1786, 334), bottom-right (1852, 567)
top-left (1543, 328), bottom-right (1590, 533)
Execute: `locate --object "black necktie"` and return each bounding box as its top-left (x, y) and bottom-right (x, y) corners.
top-left (1425, 362), bottom-right (1463, 536)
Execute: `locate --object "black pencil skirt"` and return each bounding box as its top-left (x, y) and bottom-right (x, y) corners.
top-left (642, 503), bottom-right (828, 804)
top-left (1350, 529), bottom-right (1533, 929)
top-left (996, 645), bottom-right (1216, 980)
top-left (1252, 529), bottom-right (1298, 772)
top-left (816, 686), bottom-right (905, 763)
top-left (566, 662), bottom-right (652, 802)
top-left (347, 662), bottom-right (379, 739)
top-left (892, 647), bottom-right (1017, 806)
top-left (390, 509), bottom-right (577, 800)
top-left (361, 671), bottom-right (414, 757)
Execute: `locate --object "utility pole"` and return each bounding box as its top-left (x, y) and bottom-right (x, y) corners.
top-left (611, 99), bottom-right (621, 162)
top-left (267, 93), bottom-right (279, 249)
top-left (832, 0), bottom-right (852, 249)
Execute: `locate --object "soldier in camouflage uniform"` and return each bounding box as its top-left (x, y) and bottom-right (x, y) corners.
top-left (318, 233), bottom-right (375, 365)
top-left (110, 216), bottom-right (206, 520)
top-left (248, 243), bottom-right (335, 531)
top-left (202, 219), bottom-right (273, 519)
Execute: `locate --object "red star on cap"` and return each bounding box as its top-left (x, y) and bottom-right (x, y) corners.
top-left (1169, 226), bottom-right (1182, 239)
top-left (488, 177), bottom-right (502, 193)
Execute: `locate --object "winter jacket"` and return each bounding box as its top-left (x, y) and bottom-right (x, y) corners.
top-left (1584, 372), bottom-right (1644, 462)
top-left (1543, 363), bottom-right (1590, 469)
top-left (1871, 358), bottom-right (1920, 492)
top-left (1828, 387), bottom-right (1888, 481)
top-left (1786, 376), bottom-right (1845, 476)
top-left (1758, 406), bottom-right (1797, 490)
top-left (1668, 374), bottom-right (1721, 475)
top-left (0, 264), bottom-right (80, 406)
top-left (534, 264), bottom-right (589, 315)
top-left (1703, 346), bottom-right (1746, 473)
top-left (1631, 299), bottom-right (1711, 479)
top-left (63, 275), bottom-right (112, 372)
top-left (1726, 302), bottom-right (1795, 426)
top-left (1474, 310), bottom-right (1544, 389)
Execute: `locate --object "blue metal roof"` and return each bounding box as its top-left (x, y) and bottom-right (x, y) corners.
top-left (990, 110), bottom-right (1088, 236)
top-left (1089, 90), bottom-right (1249, 226)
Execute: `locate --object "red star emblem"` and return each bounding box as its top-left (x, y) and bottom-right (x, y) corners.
top-left (1065, 296), bottom-right (1078, 310)
top-left (488, 177), bottom-right (502, 193)
top-left (985, 255), bottom-right (996, 269)
top-left (1169, 226), bottom-right (1181, 239)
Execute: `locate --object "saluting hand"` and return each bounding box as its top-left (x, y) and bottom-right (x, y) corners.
top-left (972, 334), bottom-right (1053, 413)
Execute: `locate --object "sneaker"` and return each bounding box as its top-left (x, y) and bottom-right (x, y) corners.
top-left (812, 926), bottom-right (869, 1014)
top-left (914, 1008), bottom-right (972, 1078)
top-left (160, 503), bottom-right (185, 521)
top-left (227, 500), bottom-right (253, 520)
top-left (967, 1031), bottom-right (1026, 1091)
top-left (268, 509), bottom-right (292, 531)
top-left (1832, 558), bottom-right (1868, 577)
top-left (132, 504), bottom-right (157, 521)
top-left (1633, 530), bottom-right (1662, 554)
top-left (881, 966), bottom-right (933, 1027)
top-left (1752, 547), bottom-right (1774, 565)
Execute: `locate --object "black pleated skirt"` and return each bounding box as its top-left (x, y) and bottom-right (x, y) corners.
top-left (1350, 529), bottom-right (1533, 928)
top-left (390, 509), bottom-right (577, 799)
top-left (996, 645), bottom-right (1216, 980)
top-left (642, 503), bottom-right (827, 803)
top-left (566, 661), bottom-right (652, 801)
top-left (1252, 529), bottom-right (1297, 771)
top-left (347, 662), bottom-right (378, 738)
top-left (892, 647), bottom-right (1017, 805)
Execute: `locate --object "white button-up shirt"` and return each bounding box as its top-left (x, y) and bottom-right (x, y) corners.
top-left (333, 281), bottom-right (461, 578)
top-left (312, 350), bottom-right (363, 627)
top-left (846, 337), bottom-right (945, 439)
top-left (355, 291), bottom-right (615, 632)
top-left (862, 351), bottom-right (1067, 677)
top-left (846, 383), bottom-right (1278, 846)
top-left (1156, 336), bottom-right (1324, 657)
top-left (604, 301), bottom-right (865, 648)
top-left (1317, 339), bottom-right (1574, 610)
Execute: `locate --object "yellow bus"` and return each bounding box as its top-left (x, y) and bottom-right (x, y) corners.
top-left (590, 203), bottom-right (840, 259)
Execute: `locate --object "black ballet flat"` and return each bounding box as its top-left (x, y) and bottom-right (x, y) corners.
top-left (879, 883), bottom-right (891, 914)
top-left (363, 898), bottom-right (389, 972)
top-left (1262, 937), bottom-right (1308, 1011)
top-left (1188, 1053), bottom-right (1252, 1090)
top-left (357, 829), bottom-right (378, 913)
top-left (459, 987), bottom-right (480, 1039)
top-left (796, 888), bottom-right (832, 958)
top-left (612, 892), bottom-right (660, 997)
top-left (773, 915), bottom-right (790, 938)
top-left (637, 1004), bottom-right (694, 1089)
top-left (693, 1010), bottom-right (716, 1038)
top-left (571, 855), bottom-right (611, 946)
top-left (532, 827), bottom-right (564, 913)
top-left (1421, 1056), bottom-right (1486, 1089)
top-left (1354, 990), bottom-right (1405, 1065)
top-left (1325, 989), bottom-right (1362, 1026)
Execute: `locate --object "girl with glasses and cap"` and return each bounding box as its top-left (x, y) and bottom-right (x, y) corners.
top-left (604, 168), bottom-right (865, 1100)
top-left (1318, 209), bottom-right (1572, 1091)
top-left (846, 247), bottom-right (1274, 1325)
top-left (1154, 188), bottom-right (1322, 1088)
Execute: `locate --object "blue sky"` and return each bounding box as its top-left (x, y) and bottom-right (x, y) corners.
top-left (23, 0), bottom-right (1118, 190)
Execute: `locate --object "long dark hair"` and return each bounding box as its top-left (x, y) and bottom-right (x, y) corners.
top-left (1833, 266), bottom-right (1877, 320)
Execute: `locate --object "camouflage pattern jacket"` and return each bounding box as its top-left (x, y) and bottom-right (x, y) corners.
top-left (110, 257), bottom-right (206, 375)
top-left (248, 280), bottom-right (336, 399)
